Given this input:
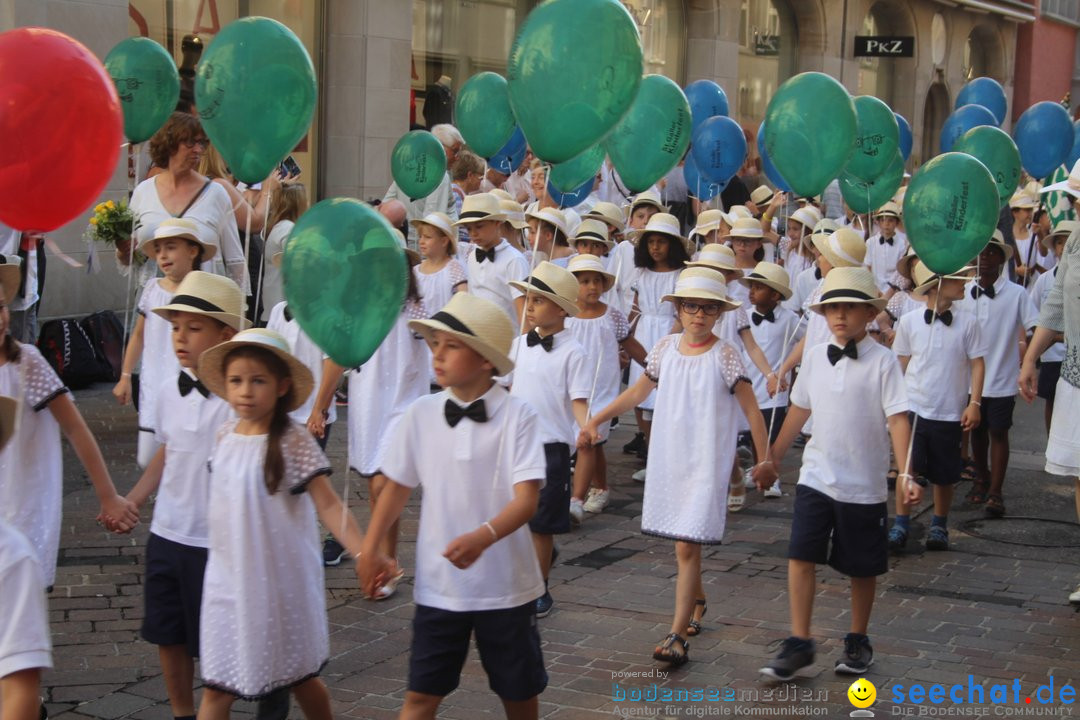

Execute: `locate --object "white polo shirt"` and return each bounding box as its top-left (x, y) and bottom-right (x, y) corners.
top-left (1031, 268), bottom-right (1065, 363)
top-left (381, 385), bottom-right (546, 612)
top-left (505, 330), bottom-right (591, 446)
top-left (955, 275), bottom-right (1039, 398)
top-left (893, 307), bottom-right (985, 421)
top-left (152, 370), bottom-right (234, 548)
top-left (790, 335), bottom-right (909, 504)
top-left (783, 266), bottom-right (820, 315)
top-left (0, 520), bottom-right (51, 678)
top-left (466, 239), bottom-right (529, 322)
top-left (266, 302), bottom-right (338, 426)
top-left (864, 232), bottom-right (909, 293)
top-left (744, 305), bottom-right (804, 410)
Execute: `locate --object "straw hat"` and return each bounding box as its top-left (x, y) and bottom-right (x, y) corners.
top-left (525, 206), bottom-right (569, 238)
top-left (910, 260), bottom-right (975, 297)
top-left (1008, 190), bottom-right (1038, 210)
top-left (509, 261), bottom-right (581, 317)
top-left (198, 328), bottom-right (314, 411)
top-left (789, 206), bottom-right (822, 233)
top-left (750, 185), bottom-right (774, 207)
top-left (690, 209), bottom-right (726, 240)
top-left (686, 243), bottom-right (737, 272)
top-left (571, 219), bottom-right (613, 251)
top-left (1040, 158), bottom-right (1080, 199)
top-left (874, 201), bottom-right (901, 219)
top-left (629, 189), bottom-right (669, 214)
top-left (0, 256), bottom-right (21, 306)
top-left (727, 205), bottom-right (754, 222)
top-left (567, 253), bottom-right (615, 291)
top-left (892, 186), bottom-right (908, 205)
top-left (0, 395), bottom-right (16, 453)
top-left (812, 227), bottom-right (867, 268)
top-left (661, 267), bottom-right (741, 308)
top-left (454, 193), bottom-right (506, 225)
top-left (809, 266), bottom-right (887, 312)
top-left (410, 211), bottom-right (458, 256)
top-left (737, 261), bottom-right (793, 300)
top-left (985, 229), bottom-right (1014, 260)
top-left (563, 208), bottom-right (583, 238)
top-left (409, 293), bottom-right (516, 375)
top-left (797, 195), bottom-right (821, 206)
top-left (499, 198), bottom-right (528, 230)
top-left (1043, 219), bottom-right (1080, 250)
top-left (488, 188), bottom-right (513, 202)
top-left (583, 202), bottom-right (626, 234)
top-left (729, 217), bottom-right (764, 240)
top-left (811, 218), bottom-right (840, 237)
top-left (895, 246), bottom-right (919, 281)
top-left (152, 271), bottom-right (249, 331)
top-left (138, 218), bottom-right (218, 261)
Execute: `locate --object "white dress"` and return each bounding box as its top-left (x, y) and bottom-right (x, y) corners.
top-left (641, 335), bottom-right (747, 543)
top-left (414, 263), bottom-right (463, 385)
top-left (566, 306), bottom-right (631, 442)
top-left (628, 268), bottom-right (679, 411)
top-left (0, 344), bottom-right (68, 586)
top-left (137, 279), bottom-right (180, 438)
top-left (259, 220), bottom-right (293, 323)
top-left (348, 299), bottom-right (430, 475)
top-left (200, 420), bottom-right (332, 699)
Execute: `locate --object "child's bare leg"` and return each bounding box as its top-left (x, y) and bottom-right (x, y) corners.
top-left (159, 645), bottom-right (196, 716)
top-left (400, 691), bottom-right (443, 720)
top-left (594, 446), bottom-right (608, 490)
top-left (850, 576), bottom-right (876, 635)
top-left (0, 669), bottom-right (41, 720)
top-left (291, 677), bottom-right (332, 720)
top-left (970, 424), bottom-right (990, 483)
top-left (196, 687), bottom-right (236, 720)
top-left (788, 559), bottom-right (816, 639)
top-left (370, 474), bottom-right (400, 560)
top-left (571, 446), bottom-right (594, 502)
top-left (988, 429), bottom-right (1010, 497)
top-left (669, 541), bottom-right (702, 638)
top-left (933, 485), bottom-right (954, 518)
top-left (500, 696), bottom-right (539, 720)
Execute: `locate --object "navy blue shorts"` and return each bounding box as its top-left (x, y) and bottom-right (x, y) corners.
top-left (408, 602), bottom-right (547, 701)
top-left (529, 443), bottom-right (571, 535)
top-left (1038, 362), bottom-right (1062, 401)
top-left (979, 395), bottom-right (1016, 432)
top-left (911, 416), bottom-right (962, 486)
top-left (141, 533), bottom-right (207, 657)
top-left (739, 406), bottom-right (787, 446)
top-left (787, 485), bottom-right (888, 578)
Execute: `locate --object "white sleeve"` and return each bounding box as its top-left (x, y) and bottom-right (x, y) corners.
top-left (510, 404), bottom-right (547, 487)
top-left (1019, 289), bottom-right (1039, 332)
top-left (566, 345), bottom-right (591, 400)
top-left (382, 406), bottom-right (420, 488)
top-left (879, 353), bottom-right (909, 417)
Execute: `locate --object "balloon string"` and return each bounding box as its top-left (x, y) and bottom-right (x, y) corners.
top-left (340, 415), bottom-right (351, 550)
top-left (584, 248), bottom-right (627, 422)
top-left (252, 189), bottom-right (271, 325)
top-left (243, 204), bottom-right (252, 298)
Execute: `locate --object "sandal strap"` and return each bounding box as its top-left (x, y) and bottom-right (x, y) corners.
top-left (662, 632), bottom-right (688, 651)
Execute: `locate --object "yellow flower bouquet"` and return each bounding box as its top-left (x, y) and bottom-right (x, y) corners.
top-left (84, 199), bottom-right (142, 265)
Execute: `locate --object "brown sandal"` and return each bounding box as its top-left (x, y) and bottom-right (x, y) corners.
top-left (985, 494), bottom-right (1006, 518)
top-left (966, 482), bottom-right (988, 504)
top-left (652, 633), bottom-right (689, 667)
top-left (686, 598), bottom-right (707, 637)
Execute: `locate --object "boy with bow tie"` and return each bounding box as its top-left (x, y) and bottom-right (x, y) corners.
top-left (889, 261), bottom-right (985, 552)
top-left (360, 293), bottom-right (547, 719)
top-left (864, 202), bottom-right (909, 297)
top-left (460, 193), bottom-right (529, 323)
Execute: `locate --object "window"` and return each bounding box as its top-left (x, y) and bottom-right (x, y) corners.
top-left (737, 0), bottom-right (798, 127)
top-left (1043, 0), bottom-right (1080, 27)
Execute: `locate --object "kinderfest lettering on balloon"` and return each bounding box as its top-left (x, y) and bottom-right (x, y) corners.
top-left (946, 181), bottom-right (971, 232)
top-left (662, 111), bottom-right (687, 156)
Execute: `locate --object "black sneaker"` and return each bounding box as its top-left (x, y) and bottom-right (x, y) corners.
top-left (536, 591), bottom-right (554, 618)
top-left (322, 537), bottom-right (347, 566)
top-left (760, 637), bottom-right (815, 681)
top-left (835, 633), bottom-right (874, 674)
top-left (623, 431), bottom-right (644, 455)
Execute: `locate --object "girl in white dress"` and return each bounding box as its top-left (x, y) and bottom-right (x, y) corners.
top-left (260, 183), bottom-right (309, 323)
top-left (0, 259), bottom-right (137, 587)
top-left (113, 219), bottom-right (217, 467)
top-left (196, 329), bottom-right (367, 719)
top-left (581, 268), bottom-right (775, 667)
top-left (566, 254), bottom-right (646, 517)
top-left (412, 211), bottom-right (467, 330)
top-left (779, 207), bottom-right (820, 287)
top-left (348, 249), bottom-right (429, 599)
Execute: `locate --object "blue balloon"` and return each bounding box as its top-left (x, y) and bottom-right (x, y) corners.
top-left (691, 116), bottom-right (746, 185)
top-left (546, 177), bottom-right (593, 209)
top-left (683, 154), bottom-right (727, 202)
top-left (1013, 101), bottom-right (1074, 179)
top-left (1069, 120), bottom-right (1080, 169)
top-left (487, 126), bottom-right (526, 175)
top-left (756, 122), bottom-right (791, 193)
top-left (940, 104), bottom-right (997, 154)
top-left (895, 113), bottom-right (913, 162)
top-left (685, 79), bottom-right (729, 133)
top-left (956, 77), bottom-right (1008, 126)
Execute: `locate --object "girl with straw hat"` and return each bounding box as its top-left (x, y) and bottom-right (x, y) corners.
top-left (779, 206), bottom-right (821, 288)
top-left (581, 267), bottom-right (777, 667)
top-left (412, 211), bottom-right (468, 320)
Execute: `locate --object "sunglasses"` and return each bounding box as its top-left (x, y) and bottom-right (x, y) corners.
top-left (679, 301), bottom-right (723, 316)
top-left (183, 138), bottom-right (209, 149)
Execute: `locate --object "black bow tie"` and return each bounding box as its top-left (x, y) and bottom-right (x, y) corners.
top-left (526, 329), bottom-right (554, 352)
top-left (971, 284), bottom-right (996, 300)
top-left (283, 305), bottom-right (293, 322)
top-left (924, 309), bottom-right (952, 326)
top-left (880, 236), bottom-right (894, 246)
top-left (178, 372), bottom-right (209, 398)
top-left (752, 309), bottom-right (775, 325)
top-left (444, 398), bottom-right (488, 427)
top-left (827, 339), bottom-right (859, 366)
top-left (475, 246), bottom-right (497, 263)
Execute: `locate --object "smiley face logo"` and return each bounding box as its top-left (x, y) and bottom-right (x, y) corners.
top-left (848, 678), bottom-right (877, 708)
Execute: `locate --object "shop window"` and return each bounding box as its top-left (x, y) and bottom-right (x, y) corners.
top-left (736, 0), bottom-right (797, 127)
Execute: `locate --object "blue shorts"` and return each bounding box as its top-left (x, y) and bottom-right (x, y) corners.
top-left (529, 443), bottom-right (571, 535)
top-left (787, 485), bottom-right (888, 578)
top-left (911, 416), bottom-right (962, 486)
top-left (141, 533), bottom-right (207, 657)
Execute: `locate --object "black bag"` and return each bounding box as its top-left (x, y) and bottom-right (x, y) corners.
top-left (80, 310), bottom-right (125, 382)
top-left (37, 318), bottom-right (102, 389)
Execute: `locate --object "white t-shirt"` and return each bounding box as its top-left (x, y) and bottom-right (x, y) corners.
top-left (381, 385), bottom-right (546, 612)
top-left (0, 223), bottom-right (37, 311)
top-left (265, 302), bottom-right (337, 426)
top-left (790, 335), bottom-right (909, 504)
top-left (151, 370), bottom-right (234, 548)
top-left (466, 240), bottom-right (529, 322)
top-left (260, 220), bottom-right (292, 323)
top-left (0, 520), bottom-right (51, 679)
top-left (956, 275), bottom-right (1039, 398)
top-left (744, 305), bottom-right (804, 410)
top-left (505, 330), bottom-right (591, 446)
top-left (783, 266), bottom-right (819, 315)
top-left (1031, 268), bottom-right (1066, 363)
top-left (893, 307), bottom-right (985, 422)
top-left (864, 232), bottom-right (909, 293)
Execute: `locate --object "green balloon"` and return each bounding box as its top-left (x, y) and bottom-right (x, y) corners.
top-left (839, 152), bottom-right (905, 214)
top-left (846, 95), bottom-right (900, 182)
top-left (604, 74), bottom-right (692, 193)
top-left (196, 17), bottom-right (316, 184)
top-left (903, 152), bottom-right (1000, 275)
top-left (952, 125), bottom-right (1022, 208)
top-left (391, 131), bottom-right (447, 200)
top-left (763, 72), bottom-right (856, 197)
top-left (549, 144), bottom-right (605, 193)
top-left (456, 72), bottom-right (515, 158)
top-left (507, 0), bottom-right (643, 163)
top-left (104, 37), bottom-right (180, 144)
top-left (282, 199), bottom-right (408, 368)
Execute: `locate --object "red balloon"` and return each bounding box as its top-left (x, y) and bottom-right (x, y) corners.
top-left (0, 28), bottom-right (123, 232)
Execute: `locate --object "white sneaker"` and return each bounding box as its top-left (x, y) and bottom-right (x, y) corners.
top-left (764, 481), bottom-right (782, 498)
top-left (569, 498), bottom-right (585, 525)
top-left (741, 467), bottom-right (754, 489)
top-left (583, 488), bottom-right (610, 513)
top-left (632, 468), bottom-right (647, 482)
top-left (1069, 584), bottom-right (1080, 604)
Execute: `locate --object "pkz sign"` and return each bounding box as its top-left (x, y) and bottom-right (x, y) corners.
top-left (854, 36), bottom-right (914, 57)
